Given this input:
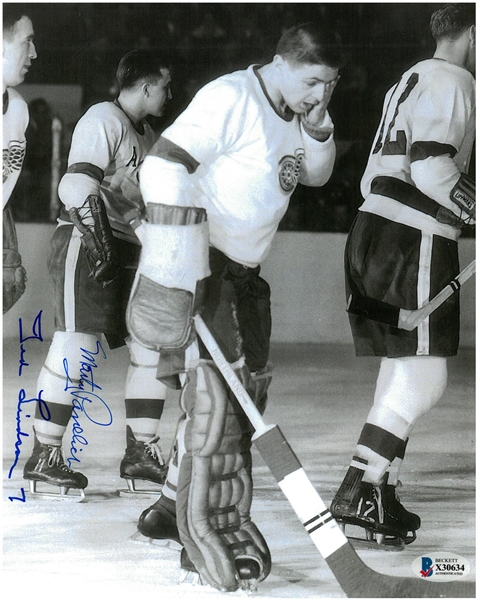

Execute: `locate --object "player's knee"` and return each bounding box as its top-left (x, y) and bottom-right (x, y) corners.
top-left (376, 356), bottom-right (447, 425)
top-left (125, 338), bottom-right (167, 397)
top-left (127, 337), bottom-right (160, 367)
top-left (45, 330), bottom-right (103, 379)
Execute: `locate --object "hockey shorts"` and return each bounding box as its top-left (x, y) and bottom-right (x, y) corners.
top-left (346, 211), bottom-right (460, 357)
top-left (48, 224), bottom-right (140, 348)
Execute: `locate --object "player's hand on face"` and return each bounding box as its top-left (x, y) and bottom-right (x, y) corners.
top-left (301, 77), bottom-right (338, 141)
top-left (303, 77), bottom-right (338, 128)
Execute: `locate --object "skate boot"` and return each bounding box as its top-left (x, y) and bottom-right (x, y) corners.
top-left (119, 426), bottom-right (168, 496)
top-left (383, 483), bottom-right (421, 544)
top-left (331, 481), bottom-right (410, 550)
top-left (134, 494), bottom-right (182, 549)
top-left (23, 432), bottom-right (88, 501)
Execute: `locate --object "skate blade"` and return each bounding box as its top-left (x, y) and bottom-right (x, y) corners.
top-left (339, 522), bottom-right (405, 552)
top-left (27, 480), bottom-right (86, 502)
top-left (179, 568), bottom-right (202, 586)
top-left (117, 478), bottom-right (163, 498)
top-left (129, 530), bottom-right (182, 551)
top-left (238, 578), bottom-right (259, 593)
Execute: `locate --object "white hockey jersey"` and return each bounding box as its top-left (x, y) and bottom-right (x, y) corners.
top-left (360, 58), bottom-right (475, 240)
top-left (3, 87), bottom-right (29, 208)
top-left (58, 101), bottom-right (158, 242)
top-left (144, 65), bottom-right (336, 266)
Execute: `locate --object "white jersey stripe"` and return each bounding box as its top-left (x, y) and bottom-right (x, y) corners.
top-left (64, 228), bottom-right (82, 331)
top-left (416, 233), bottom-right (433, 355)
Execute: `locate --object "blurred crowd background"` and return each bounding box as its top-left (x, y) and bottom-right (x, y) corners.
top-left (12, 3), bottom-right (469, 235)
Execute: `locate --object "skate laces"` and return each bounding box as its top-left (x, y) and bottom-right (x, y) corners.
top-left (145, 436), bottom-right (165, 466)
top-left (47, 446), bottom-right (74, 473)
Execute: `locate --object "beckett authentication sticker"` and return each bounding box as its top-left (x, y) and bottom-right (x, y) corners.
top-left (412, 553), bottom-right (471, 581)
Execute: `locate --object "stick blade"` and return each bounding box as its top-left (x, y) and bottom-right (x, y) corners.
top-left (326, 542), bottom-right (475, 598)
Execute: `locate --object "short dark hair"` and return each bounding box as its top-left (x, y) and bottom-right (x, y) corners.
top-left (3, 4), bottom-right (31, 36)
top-left (276, 23), bottom-right (344, 70)
top-left (116, 50), bottom-right (170, 91)
top-left (430, 3), bottom-right (475, 41)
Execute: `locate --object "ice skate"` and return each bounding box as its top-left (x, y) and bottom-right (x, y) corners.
top-left (119, 426), bottom-right (168, 497)
top-left (23, 431), bottom-right (88, 501)
top-left (383, 482), bottom-right (421, 544)
top-left (330, 481), bottom-right (418, 551)
top-left (131, 494), bottom-right (182, 550)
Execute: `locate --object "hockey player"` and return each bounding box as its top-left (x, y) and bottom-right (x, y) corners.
top-left (3, 5), bottom-right (37, 313)
top-left (330, 3), bottom-right (475, 549)
top-left (23, 50), bottom-right (172, 499)
top-left (127, 23), bottom-right (342, 590)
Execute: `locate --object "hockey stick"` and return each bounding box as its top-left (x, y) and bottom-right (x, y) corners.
top-left (193, 314), bottom-right (475, 598)
top-left (347, 259), bottom-right (476, 331)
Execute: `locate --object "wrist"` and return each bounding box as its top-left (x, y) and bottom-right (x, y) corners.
top-left (301, 115), bottom-right (333, 142)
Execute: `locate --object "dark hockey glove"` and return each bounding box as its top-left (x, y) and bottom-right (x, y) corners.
top-left (437, 174), bottom-right (475, 228)
top-left (3, 249), bottom-right (26, 313)
top-left (3, 206), bottom-right (26, 313)
top-left (69, 195), bottom-right (119, 285)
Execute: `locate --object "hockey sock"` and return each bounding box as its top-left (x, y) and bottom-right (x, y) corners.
top-left (124, 397), bottom-right (165, 442)
top-left (352, 423), bottom-right (405, 486)
top-left (125, 339), bottom-right (167, 441)
top-left (34, 331), bottom-right (104, 446)
top-left (374, 356), bottom-right (447, 426)
top-left (387, 438), bottom-right (408, 486)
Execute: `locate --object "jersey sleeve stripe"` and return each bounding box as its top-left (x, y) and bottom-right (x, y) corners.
top-left (66, 162), bottom-right (104, 182)
top-left (148, 136), bottom-right (200, 174)
top-left (411, 141), bottom-right (457, 163)
top-left (371, 175), bottom-right (441, 219)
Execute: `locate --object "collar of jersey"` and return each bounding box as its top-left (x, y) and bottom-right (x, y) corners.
top-left (113, 99), bottom-right (145, 135)
top-left (253, 65), bottom-right (295, 122)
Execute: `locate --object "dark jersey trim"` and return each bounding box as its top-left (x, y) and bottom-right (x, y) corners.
top-left (3, 90), bottom-right (9, 115)
top-left (370, 175), bottom-right (440, 219)
top-left (411, 141), bottom-right (457, 163)
top-left (149, 136), bottom-right (200, 174)
top-left (67, 162), bottom-right (104, 182)
top-left (253, 64), bottom-right (295, 122)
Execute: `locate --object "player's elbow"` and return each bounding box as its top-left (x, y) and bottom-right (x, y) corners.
top-left (300, 158), bottom-right (335, 187)
top-left (299, 141), bottom-right (336, 187)
top-left (58, 172), bottom-right (100, 210)
top-left (411, 156), bottom-right (459, 203)
top-left (140, 155), bottom-right (193, 207)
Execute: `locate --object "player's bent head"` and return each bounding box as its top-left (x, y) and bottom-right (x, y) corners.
top-left (116, 49), bottom-right (171, 91)
top-left (276, 22), bottom-right (344, 70)
top-left (3, 4), bottom-right (32, 37)
top-left (430, 3), bottom-right (475, 41)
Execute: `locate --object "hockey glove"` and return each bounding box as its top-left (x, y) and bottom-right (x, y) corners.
top-left (3, 249), bottom-right (26, 313)
top-left (69, 195), bottom-right (119, 285)
top-left (3, 206), bottom-right (26, 313)
top-left (437, 174), bottom-right (475, 228)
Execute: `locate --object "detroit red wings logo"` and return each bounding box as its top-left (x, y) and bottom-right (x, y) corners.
top-left (278, 149), bottom-right (305, 193)
top-left (3, 141), bottom-right (26, 183)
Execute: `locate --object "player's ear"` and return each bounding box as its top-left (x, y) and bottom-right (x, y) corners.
top-left (469, 24), bottom-right (475, 47)
top-left (272, 54), bottom-right (285, 70)
top-left (142, 82), bottom-right (149, 98)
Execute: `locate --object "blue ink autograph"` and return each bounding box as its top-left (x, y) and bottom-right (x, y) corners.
top-left (8, 390), bottom-right (51, 502)
top-left (64, 342), bottom-right (112, 468)
top-left (18, 310), bottom-right (43, 377)
top-left (9, 311), bottom-right (46, 502)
